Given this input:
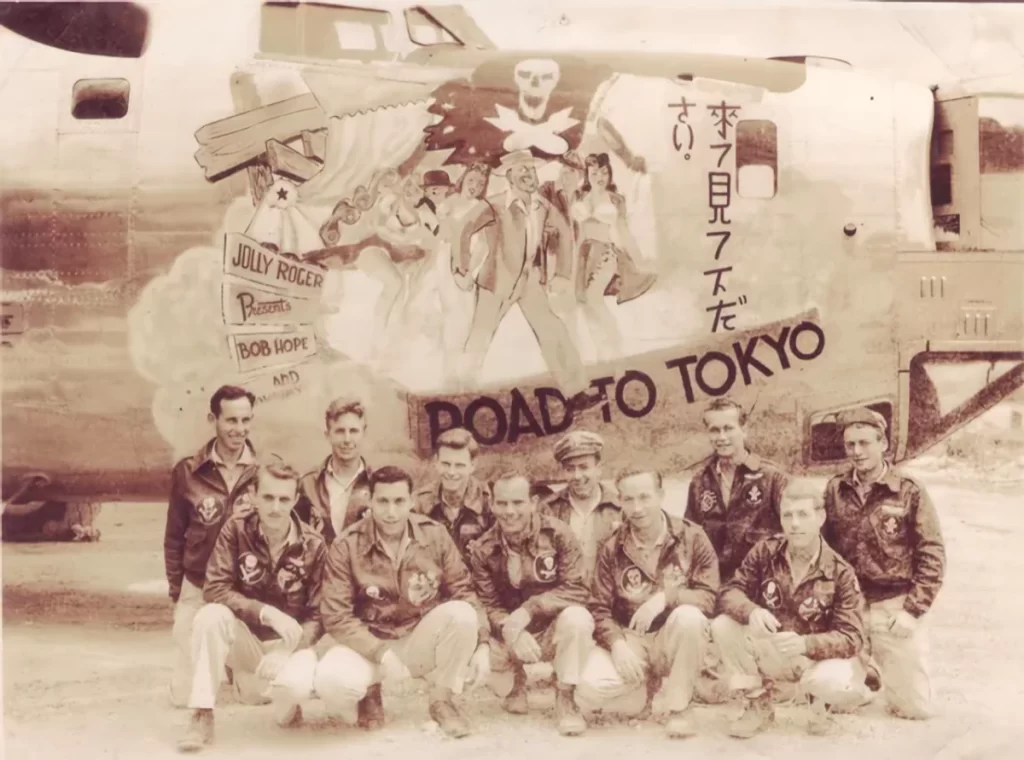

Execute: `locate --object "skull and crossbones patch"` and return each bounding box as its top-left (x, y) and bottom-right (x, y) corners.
top-left (406, 570), bottom-right (440, 606)
top-left (196, 496), bottom-right (223, 526)
top-left (746, 485), bottom-right (763, 506)
top-left (699, 490), bottom-right (718, 513)
top-left (620, 565), bottom-right (652, 599)
top-left (276, 556), bottom-right (305, 594)
top-left (238, 552), bottom-right (265, 585)
top-left (761, 579), bottom-right (782, 611)
top-left (534, 553), bottom-right (557, 583)
top-left (232, 492), bottom-right (254, 516)
top-left (662, 563), bottom-right (687, 590)
top-left (797, 596), bottom-right (825, 623)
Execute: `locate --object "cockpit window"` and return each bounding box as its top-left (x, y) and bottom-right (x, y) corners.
top-left (259, 2), bottom-right (392, 61)
top-left (405, 8), bottom-right (459, 46)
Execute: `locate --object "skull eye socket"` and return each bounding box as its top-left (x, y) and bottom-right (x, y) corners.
top-left (542, 73), bottom-right (554, 81)
top-left (517, 71), bottom-right (530, 80)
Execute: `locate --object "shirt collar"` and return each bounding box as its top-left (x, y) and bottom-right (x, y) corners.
top-left (846, 461), bottom-right (901, 493)
top-left (435, 476), bottom-right (487, 515)
top-left (628, 511), bottom-right (669, 550)
top-left (499, 513), bottom-right (540, 553)
top-left (712, 450), bottom-right (760, 477)
top-left (327, 456), bottom-right (366, 488)
top-left (247, 511), bottom-right (301, 547)
top-left (361, 512), bottom-right (428, 555)
top-left (506, 190), bottom-right (541, 212)
top-left (775, 535), bottom-right (836, 581)
top-left (210, 441), bottom-right (255, 468)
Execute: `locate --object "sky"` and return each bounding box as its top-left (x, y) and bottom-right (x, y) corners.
top-left (1, 0), bottom-right (1022, 183)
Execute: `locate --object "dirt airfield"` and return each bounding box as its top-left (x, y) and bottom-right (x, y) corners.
top-left (3, 467), bottom-right (1023, 760)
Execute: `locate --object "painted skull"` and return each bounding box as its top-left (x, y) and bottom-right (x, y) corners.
top-left (514, 59), bottom-right (560, 121)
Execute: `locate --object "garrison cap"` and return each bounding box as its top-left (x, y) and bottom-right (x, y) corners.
top-left (836, 407), bottom-right (887, 435)
top-left (553, 430), bottom-right (604, 463)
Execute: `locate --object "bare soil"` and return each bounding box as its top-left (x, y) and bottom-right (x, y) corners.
top-left (3, 474), bottom-right (1023, 759)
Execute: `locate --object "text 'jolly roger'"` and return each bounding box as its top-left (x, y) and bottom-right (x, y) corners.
top-left (224, 233), bottom-right (324, 297)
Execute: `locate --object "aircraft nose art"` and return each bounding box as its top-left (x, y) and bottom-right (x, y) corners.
top-left (131, 53), bottom-right (895, 472)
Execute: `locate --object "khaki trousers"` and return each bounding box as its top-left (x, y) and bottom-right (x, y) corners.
top-left (867, 595), bottom-right (932, 718)
top-left (711, 614), bottom-right (870, 709)
top-left (313, 600), bottom-right (479, 719)
top-left (170, 579), bottom-right (204, 707)
top-left (489, 605), bottom-right (594, 696)
top-left (576, 605), bottom-right (709, 714)
top-left (189, 603), bottom-right (317, 722)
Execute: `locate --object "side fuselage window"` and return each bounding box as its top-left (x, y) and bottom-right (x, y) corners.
top-left (735, 119), bottom-right (778, 200)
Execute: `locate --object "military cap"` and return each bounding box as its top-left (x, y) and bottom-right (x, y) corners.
top-left (836, 407), bottom-right (887, 434)
top-left (553, 430), bottom-right (604, 463)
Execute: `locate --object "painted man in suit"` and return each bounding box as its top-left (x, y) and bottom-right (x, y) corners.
top-left (450, 149), bottom-right (596, 413)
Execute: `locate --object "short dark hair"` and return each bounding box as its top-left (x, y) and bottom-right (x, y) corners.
top-left (436, 427), bottom-right (479, 459)
top-left (325, 397), bottom-right (367, 429)
top-left (702, 396), bottom-right (747, 427)
top-left (254, 459), bottom-right (300, 496)
top-left (369, 465), bottom-right (414, 497)
top-left (210, 385), bottom-right (255, 417)
top-left (615, 467), bottom-right (663, 490)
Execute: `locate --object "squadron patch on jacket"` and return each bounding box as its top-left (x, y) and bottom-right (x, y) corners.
top-left (277, 556), bottom-right (306, 593)
top-left (239, 552), bottom-right (265, 585)
top-left (620, 565), bottom-right (652, 599)
top-left (534, 553), bottom-right (557, 583)
top-left (761, 579), bottom-right (782, 610)
top-left (699, 490), bottom-right (718, 513)
top-left (196, 496), bottom-right (224, 526)
top-left (406, 570), bottom-right (440, 606)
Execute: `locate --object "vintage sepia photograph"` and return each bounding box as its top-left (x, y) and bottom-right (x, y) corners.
top-left (1, 0), bottom-right (1022, 757)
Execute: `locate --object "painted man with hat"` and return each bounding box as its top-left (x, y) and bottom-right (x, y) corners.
top-left (416, 169), bottom-right (454, 237)
top-left (448, 149), bottom-right (599, 414)
top-left (822, 406), bottom-right (945, 720)
top-left (540, 430), bottom-right (623, 582)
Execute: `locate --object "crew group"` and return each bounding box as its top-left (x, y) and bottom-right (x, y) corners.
top-left (164, 386), bottom-right (945, 753)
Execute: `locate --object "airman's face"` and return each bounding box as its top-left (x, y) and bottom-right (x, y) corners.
top-left (371, 481), bottom-right (413, 538)
top-left (780, 498), bottom-right (825, 549)
top-left (703, 408), bottom-right (746, 460)
top-left (492, 477), bottom-right (535, 536)
top-left (210, 397), bottom-right (254, 454)
top-left (435, 445), bottom-right (474, 492)
top-left (254, 472), bottom-right (298, 533)
top-left (562, 454), bottom-right (600, 498)
top-left (618, 473), bottom-right (662, 532)
top-left (326, 412), bottom-right (365, 463)
top-left (844, 424), bottom-right (886, 473)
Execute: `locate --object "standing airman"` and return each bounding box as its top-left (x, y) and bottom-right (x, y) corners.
top-left (165, 385), bottom-right (259, 708)
top-left (823, 407), bottom-right (945, 720)
top-left (541, 431), bottom-right (623, 582)
top-left (414, 427), bottom-right (494, 561)
top-left (684, 397), bottom-right (789, 582)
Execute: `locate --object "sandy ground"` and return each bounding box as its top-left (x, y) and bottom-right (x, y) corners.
top-left (3, 471), bottom-right (1023, 760)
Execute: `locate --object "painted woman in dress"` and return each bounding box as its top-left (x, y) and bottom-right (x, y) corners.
top-left (313, 171), bottom-right (434, 357)
top-left (569, 153), bottom-right (656, 361)
top-left (434, 163), bottom-right (491, 386)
